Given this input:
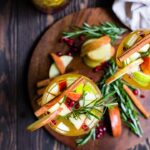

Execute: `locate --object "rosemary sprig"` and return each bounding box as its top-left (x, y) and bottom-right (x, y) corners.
top-left (76, 128), bottom-right (95, 146)
top-left (63, 22), bottom-right (126, 41)
top-left (98, 59), bottom-right (143, 137)
top-left (66, 92), bottom-right (117, 120)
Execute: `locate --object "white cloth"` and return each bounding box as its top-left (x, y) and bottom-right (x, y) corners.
top-left (112, 0), bottom-right (150, 30)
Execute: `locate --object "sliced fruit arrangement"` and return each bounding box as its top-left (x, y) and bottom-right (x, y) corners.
top-left (27, 74), bottom-right (117, 137)
top-left (81, 36), bottom-right (115, 68)
top-left (116, 30), bottom-right (150, 89)
top-left (27, 22), bottom-right (150, 146)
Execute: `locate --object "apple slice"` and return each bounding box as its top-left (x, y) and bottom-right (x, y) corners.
top-left (48, 83), bottom-right (60, 95)
top-left (108, 106), bottom-right (122, 137)
top-left (132, 71), bottom-right (150, 86)
top-left (58, 80), bottom-right (67, 91)
top-left (106, 58), bottom-right (144, 85)
top-left (59, 103), bottom-right (71, 116)
top-left (81, 36), bottom-right (111, 56)
top-left (41, 92), bottom-right (55, 105)
top-left (57, 122), bottom-right (70, 132)
top-left (49, 63), bottom-right (60, 79)
top-left (75, 83), bottom-right (84, 94)
top-left (66, 92), bottom-right (81, 101)
top-left (83, 56), bottom-right (101, 68)
top-left (138, 43), bottom-right (150, 52)
top-left (48, 103), bottom-right (60, 113)
top-left (87, 43), bottom-right (112, 61)
top-left (69, 114), bottom-right (86, 130)
top-left (49, 55), bottom-right (73, 78)
top-left (129, 52), bottom-right (141, 62)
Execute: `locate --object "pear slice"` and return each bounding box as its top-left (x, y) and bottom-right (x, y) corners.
top-left (132, 71), bottom-right (150, 86)
top-left (49, 55), bottom-right (73, 78)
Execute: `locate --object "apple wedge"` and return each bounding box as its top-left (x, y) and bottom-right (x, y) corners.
top-left (67, 92), bottom-right (81, 101)
top-left (81, 36), bottom-right (111, 56)
top-left (49, 55), bottom-right (73, 78)
top-left (106, 58), bottom-right (144, 85)
top-left (87, 43), bottom-right (112, 61)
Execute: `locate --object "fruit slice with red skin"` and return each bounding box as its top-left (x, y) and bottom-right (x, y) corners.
top-left (108, 106), bottom-right (122, 137)
top-left (66, 92), bottom-right (82, 101)
top-left (27, 107), bottom-right (63, 132)
top-left (58, 80), bottom-right (67, 91)
top-left (140, 57), bottom-right (150, 75)
top-left (81, 36), bottom-right (111, 56)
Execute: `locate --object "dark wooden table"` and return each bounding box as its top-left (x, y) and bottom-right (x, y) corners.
top-left (0, 0), bottom-right (150, 150)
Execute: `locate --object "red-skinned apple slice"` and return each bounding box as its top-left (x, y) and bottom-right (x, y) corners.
top-left (108, 106), bottom-right (122, 137)
top-left (66, 92), bottom-right (82, 101)
top-left (49, 55), bottom-right (73, 78)
top-left (59, 80), bottom-right (67, 91)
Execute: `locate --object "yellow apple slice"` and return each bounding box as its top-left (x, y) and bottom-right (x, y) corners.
top-left (83, 56), bottom-right (101, 68)
top-left (81, 36), bottom-right (111, 56)
top-left (69, 114), bottom-right (86, 130)
top-left (106, 58), bottom-right (144, 85)
top-left (87, 43), bottom-right (112, 61)
top-left (49, 55), bottom-right (73, 78)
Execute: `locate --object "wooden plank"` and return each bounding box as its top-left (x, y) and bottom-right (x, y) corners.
top-left (0, 0), bottom-right (17, 150)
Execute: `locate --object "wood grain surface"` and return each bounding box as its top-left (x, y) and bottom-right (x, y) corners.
top-left (0, 0), bottom-right (150, 150)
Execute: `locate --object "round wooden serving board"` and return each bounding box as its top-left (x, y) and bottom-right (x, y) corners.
top-left (28, 8), bottom-right (150, 150)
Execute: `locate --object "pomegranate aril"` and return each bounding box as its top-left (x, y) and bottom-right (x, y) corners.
top-left (133, 89), bottom-right (139, 95)
top-left (82, 124), bottom-right (89, 131)
top-left (96, 134), bottom-right (101, 139)
top-left (75, 102), bottom-right (80, 109)
top-left (56, 51), bottom-right (62, 56)
top-left (71, 47), bottom-right (78, 52)
top-left (69, 101), bottom-right (75, 107)
top-left (103, 127), bottom-right (106, 131)
top-left (66, 51), bottom-right (72, 56)
top-left (140, 94), bottom-right (145, 98)
top-left (79, 35), bottom-right (85, 41)
top-left (93, 66), bottom-right (101, 72)
top-left (51, 120), bottom-right (56, 125)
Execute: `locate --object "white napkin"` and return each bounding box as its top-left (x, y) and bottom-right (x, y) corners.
top-left (112, 0), bottom-right (150, 30)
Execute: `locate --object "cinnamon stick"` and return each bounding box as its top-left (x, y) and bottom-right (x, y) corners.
top-left (34, 76), bottom-right (85, 117)
top-left (123, 84), bottom-right (150, 119)
top-left (37, 87), bottom-right (46, 96)
top-left (119, 33), bottom-right (150, 62)
top-left (37, 78), bottom-right (50, 88)
top-left (50, 53), bottom-right (65, 74)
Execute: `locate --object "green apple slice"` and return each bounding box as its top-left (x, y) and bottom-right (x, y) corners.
top-left (87, 43), bottom-right (111, 61)
top-left (132, 71), bottom-right (150, 86)
top-left (83, 56), bottom-right (101, 68)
